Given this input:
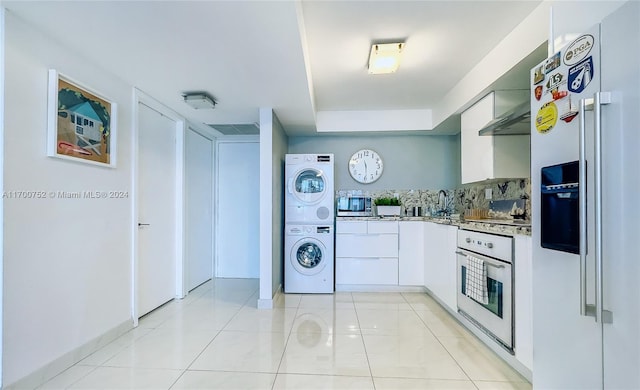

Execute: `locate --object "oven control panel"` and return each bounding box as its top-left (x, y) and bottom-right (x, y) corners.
top-left (457, 229), bottom-right (513, 262)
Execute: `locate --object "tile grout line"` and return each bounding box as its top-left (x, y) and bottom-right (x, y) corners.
top-left (166, 282), bottom-right (257, 389)
top-left (270, 293), bottom-right (302, 390)
top-left (402, 291), bottom-right (478, 387)
top-left (352, 292), bottom-right (378, 389)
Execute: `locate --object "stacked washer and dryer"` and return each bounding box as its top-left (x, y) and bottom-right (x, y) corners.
top-left (284, 154), bottom-right (335, 293)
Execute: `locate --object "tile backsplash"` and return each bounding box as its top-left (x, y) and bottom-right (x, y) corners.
top-left (338, 177), bottom-right (531, 218)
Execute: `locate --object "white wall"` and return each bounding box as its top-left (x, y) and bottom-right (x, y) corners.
top-left (3, 12), bottom-right (133, 386)
top-left (288, 134), bottom-right (460, 189)
top-left (549, 0), bottom-right (626, 53)
top-left (270, 115), bottom-right (287, 295)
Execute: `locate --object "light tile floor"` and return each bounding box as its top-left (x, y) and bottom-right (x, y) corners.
top-left (38, 279), bottom-right (531, 389)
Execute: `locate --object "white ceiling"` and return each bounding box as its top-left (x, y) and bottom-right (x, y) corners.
top-left (4, 0), bottom-right (543, 137)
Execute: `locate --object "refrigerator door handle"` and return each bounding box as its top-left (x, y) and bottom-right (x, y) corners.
top-left (594, 91), bottom-right (614, 324)
top-left (578, 97), bottom-right (594, 319)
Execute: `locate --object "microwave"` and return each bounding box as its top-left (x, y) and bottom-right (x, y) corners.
top-left (336, 196), bottom-right (372, 216)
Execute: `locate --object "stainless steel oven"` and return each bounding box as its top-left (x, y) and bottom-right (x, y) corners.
top-left (456, 229), bottom-right (514, 353)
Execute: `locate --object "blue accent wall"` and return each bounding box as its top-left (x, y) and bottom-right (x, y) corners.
top-left (288, 134), bottom-right (461, 190)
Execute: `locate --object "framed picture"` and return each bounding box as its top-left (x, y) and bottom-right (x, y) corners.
top-left (47, 69), bottom-right (117, 167)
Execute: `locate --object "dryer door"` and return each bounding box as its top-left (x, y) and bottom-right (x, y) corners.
top-left (291, 237), bottom-right (327, 276)
top-left (289, 168), bottom-right (328, 205)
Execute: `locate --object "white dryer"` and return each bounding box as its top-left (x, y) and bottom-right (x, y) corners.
top-left (285, 154), bottom-right (334, 224)
top-left (284, 224), bottom-right (334, 293)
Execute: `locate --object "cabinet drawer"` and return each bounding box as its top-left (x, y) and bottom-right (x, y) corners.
top-left (336, 234), bottom-right (398, 258)
top-left (368, 220), bottom-right (398, 234)
top-left (336, 221), bottom-right (367, 234)
top-left (336, 257), bottom-right (399, 285)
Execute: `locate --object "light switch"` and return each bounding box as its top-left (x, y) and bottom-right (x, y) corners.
top-left (485, 188), bottom-right (492, 200)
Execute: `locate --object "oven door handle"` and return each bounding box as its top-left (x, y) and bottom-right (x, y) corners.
top-left (455, 250), bottom-right (506, 269)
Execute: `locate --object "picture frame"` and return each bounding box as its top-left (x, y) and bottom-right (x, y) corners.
top-left (47, 69), bottom-right (117, 167)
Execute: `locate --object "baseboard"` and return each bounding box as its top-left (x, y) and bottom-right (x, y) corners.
top-left (4, 319), bottom-right (134, 390)
top-left (335, 284), bottom-right (428, 293)
top-left (257, 283), bottom-right (282, 309)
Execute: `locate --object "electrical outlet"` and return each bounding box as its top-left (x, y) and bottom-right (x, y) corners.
top-left (485, 188), bottom-right (493, 200)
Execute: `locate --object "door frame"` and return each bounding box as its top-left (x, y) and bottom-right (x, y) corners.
top-left (185, 125), bottom-right (217, 290)
top-left (131, 89), bottom-right (186, 325)
top-left (0, 7), bottom-right (5, 386)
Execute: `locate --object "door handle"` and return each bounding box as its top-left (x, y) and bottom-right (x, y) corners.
top-left (594, 91), bottom-right (613, 324)
top-left (138, 223), bottom-right (150, 227)
top-left (579, 93), bottom-right (613, 324)
top-left (578, 97), bottom-right (590, 318)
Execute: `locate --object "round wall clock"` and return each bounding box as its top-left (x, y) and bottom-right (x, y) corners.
top-left (348, 149), bottom-right (383, 184)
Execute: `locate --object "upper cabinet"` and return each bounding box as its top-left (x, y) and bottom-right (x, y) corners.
top-left (461, 91), bottom-right (531, 184)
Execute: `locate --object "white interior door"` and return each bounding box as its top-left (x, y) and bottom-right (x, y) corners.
top-left (186, 128), bottom-right (214, 291)
top-left (216, 141), bottom-right (259, 278)
top-left (137, 103), bottom-right (177, 317)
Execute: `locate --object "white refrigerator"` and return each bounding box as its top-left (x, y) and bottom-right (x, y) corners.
top-left (530, 2), bottom-right (639, 389)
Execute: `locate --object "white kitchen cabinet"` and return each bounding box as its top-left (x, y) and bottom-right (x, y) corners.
top-left (398, 221), bottom-right (425, 286)
top-left (336, 220), bottom-right (399, 285)
top-left (337, 234), bottom-right (398, 258)
top-left (335, 220), bottom-right (367, 234)
top-left (514, 235), bottom-right (533, 370)
top-left (461, 91), bottom-right (530, 184)
top-left (336, 258), bottom-right (399, 285)
top-left (423, 222), bottom-right (458, 310)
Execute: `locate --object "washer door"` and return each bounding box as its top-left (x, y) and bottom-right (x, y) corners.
top-left (290, 168), bottom-right (327, 205)
top-left (290, 237), bottom-right (327, 276)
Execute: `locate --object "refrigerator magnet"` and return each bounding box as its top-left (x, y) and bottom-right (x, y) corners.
top-left (534, 85), bottom-right (543, 101)
top-left (536, 102), bottom-right (558, 134)
top-left (544, 52), bottom-right (561, 73)
top-left (546, 72), bottom-right (565, 91)
top-left (568, 56), bottom-right (594, 93)
top-left (533, 65), bottom-right (545, 85)
top-left (557, 94), bottom-right (579, 123)
top-left (563, 34), bottom-right (594, 66)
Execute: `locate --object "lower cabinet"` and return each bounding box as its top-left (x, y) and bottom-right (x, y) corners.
top-left (423, 222), bottom-right (458, 310)
top-left (514, 235), bottom-right (533, 371)
top-left (335, 257), bottom-right (399, 285)
top-left (336, 220), bottom-right (399, 285)
top-left (398, 221), bottom-right (425, 286)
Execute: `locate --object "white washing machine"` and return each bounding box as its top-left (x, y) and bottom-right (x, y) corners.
top-left (284, 224), bottom-right (334, 293)
top-left (285, 154), bottom-right (334, 224)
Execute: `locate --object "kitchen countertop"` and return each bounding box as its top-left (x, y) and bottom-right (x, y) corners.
top-left (336, 215), bottom-right (531, 236)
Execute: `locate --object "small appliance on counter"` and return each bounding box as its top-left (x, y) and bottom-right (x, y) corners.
top-left (336, 195), bottom-right (372, 217)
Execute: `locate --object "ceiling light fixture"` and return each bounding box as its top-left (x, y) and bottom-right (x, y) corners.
top-left (368, 42), bottom-right (404, 75)
top-left (183, 92), bottom-right (217, 109)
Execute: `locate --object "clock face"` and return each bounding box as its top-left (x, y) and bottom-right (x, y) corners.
top-left (348, 149), bottom-right (383, 183)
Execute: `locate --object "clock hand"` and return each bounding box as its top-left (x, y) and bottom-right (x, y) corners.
top-left (363, 160), bottom-right (368, 176)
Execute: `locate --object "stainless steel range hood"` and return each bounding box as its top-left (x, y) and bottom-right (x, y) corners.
top-left (478, 101), bottom-right (531, 136)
